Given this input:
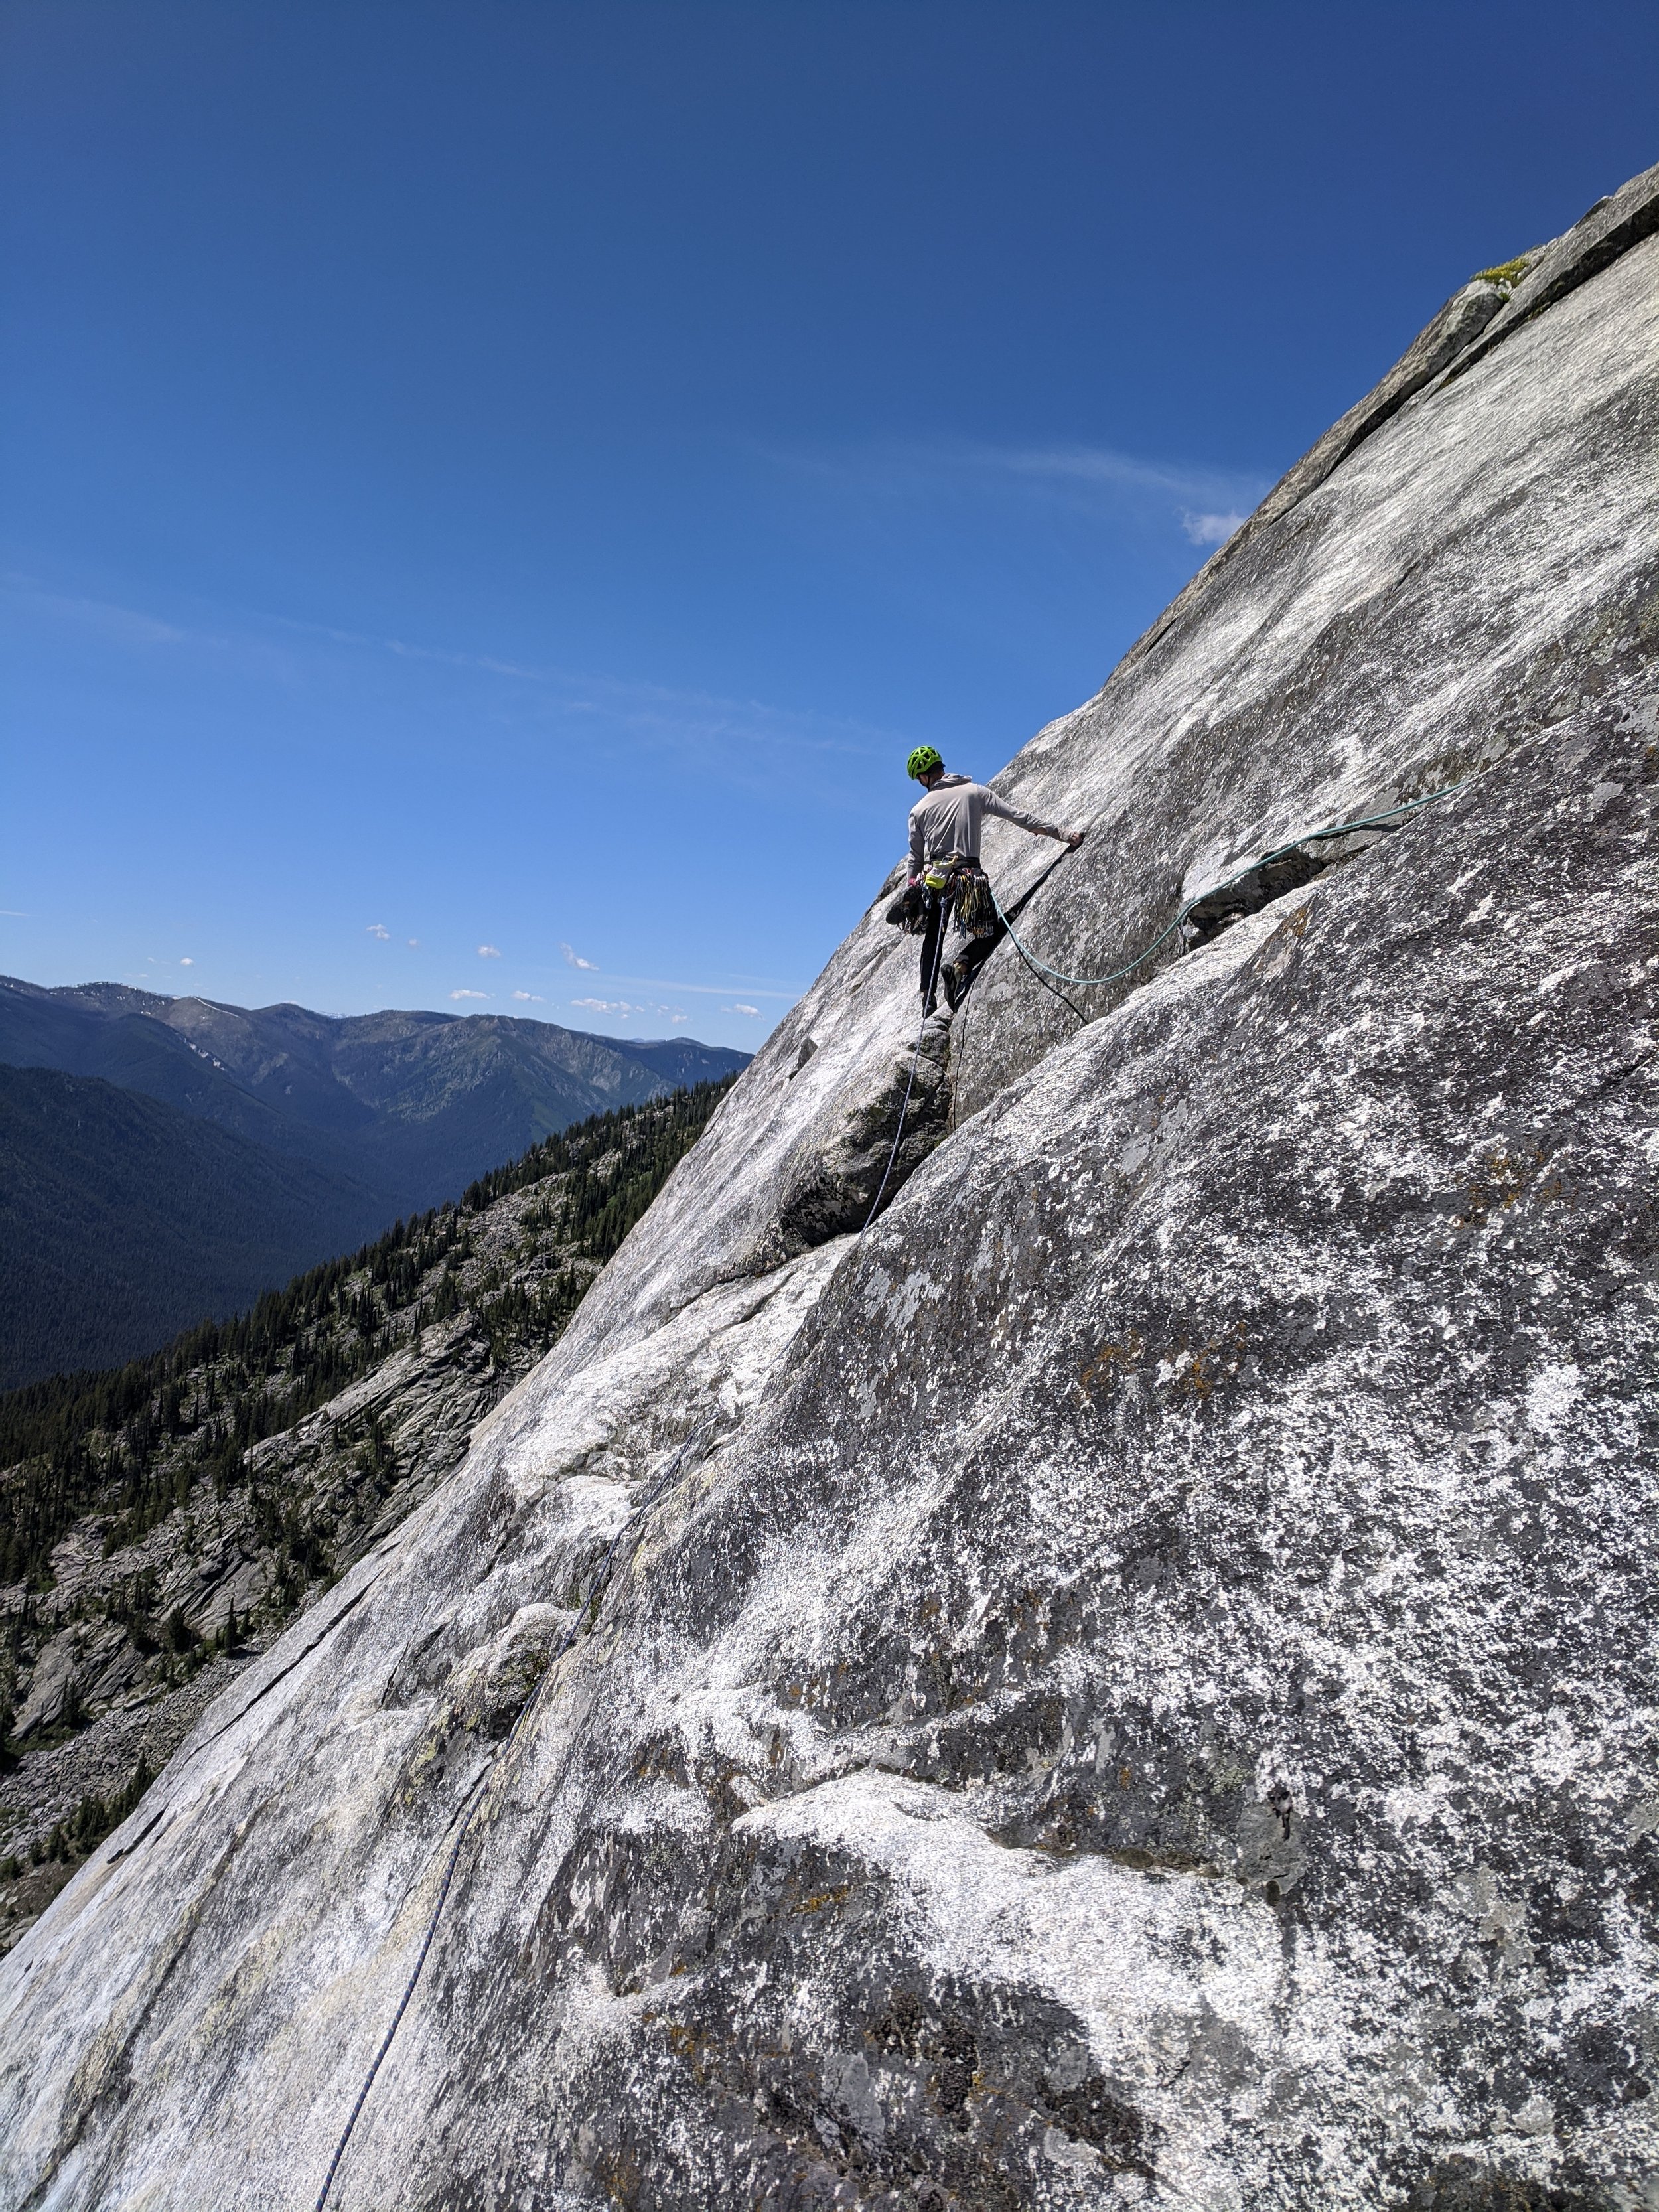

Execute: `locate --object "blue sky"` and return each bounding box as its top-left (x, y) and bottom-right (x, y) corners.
top-left (4, 2), bottom-right (1654, 1052)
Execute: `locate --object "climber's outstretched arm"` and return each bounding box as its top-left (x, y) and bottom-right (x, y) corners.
top-left (982, 791), bottom-right (1086, 849)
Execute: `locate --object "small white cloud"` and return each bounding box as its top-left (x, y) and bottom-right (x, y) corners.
top-left (572, 996), bottom-right (635, 1015)
top-left (1181, 509), bottom-right (1246, 546)
top-left (723, 1003), bottom-right (760, 1017)
top-left (671, 1014), bottom-right (689, 1025)
top-left (512, 989), bottom-right (545, 1002)
top-left (477, 943), bottom-right (502, 958)
top-left (561, 943), bottom-right (599, 971)
top-left (366, 922), bottom-right (391, 940)
top-left (449, 987), bottom-right (490, 1001)
top-left (407, 938), bottom-right (420, 948)
top-left (180, 957), bottom-right (195, 968)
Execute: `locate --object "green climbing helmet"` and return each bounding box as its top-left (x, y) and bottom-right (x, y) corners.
top-left (906, 745), bottom-right (944, 781)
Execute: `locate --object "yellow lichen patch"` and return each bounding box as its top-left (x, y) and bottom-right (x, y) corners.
top-left (1157, 1324), bottom-right (1248, 1401)
top-left (1473, 255), bottom-right (1532, 295)
top-left (1453, 1146), bottom-right (1569, 1229)
top-left (792, 1881), bottom-right (853, 1915)
top-left (1077, 1331), bottom-right (1145, 1402)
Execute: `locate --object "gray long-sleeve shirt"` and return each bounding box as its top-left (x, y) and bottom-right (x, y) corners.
top-left (908, 772), bottom-right (1058, 877)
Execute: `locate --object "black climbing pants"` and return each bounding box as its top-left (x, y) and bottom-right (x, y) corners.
top-left (918, 889), bottom-right (1005, 1009)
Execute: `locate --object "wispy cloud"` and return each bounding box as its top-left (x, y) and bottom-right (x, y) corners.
top-left (449, 987), bottom-right (490, 1001)
top-left (560, 943), bottom-right (599, 972)
top-left (570, 994), bottom-right (687, 1021)
top-left (1181, 509), bottom-right (1247, 546)
top-left (964, 443), bottom-right (1240, 500)
top-left (477, 943), bottom-right (502, 959)
top-left (758, 437), bottom-right (1266, 548)
top-left (3, 575), bottom-right (893, 788)
top-left (563, 966), bottom-right (799, 1003)
top-left (180, 956), bottom-right (195, 967)
top-left (407, 938), bottom-right (420, 949)
top-left (512, 989), bottom-right (545, 1002)
top-left (0, 575), bottom-right (200, 650)
top-left (723, 1003), bottom-right (761, 1017)
top-left (366, 922), bottom-right (391, 940)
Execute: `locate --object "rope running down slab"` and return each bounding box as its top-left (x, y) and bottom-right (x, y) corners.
top-left (860, 776), bottom-right (1471, 1238)
top-left (316, 776), bottom-right (1473, 2197)
top-left (313, 1423), bottom-right (711, 2210)
top-left (989, 777), bottom-right (1472, 997)
top-left (859, 911), bottom-right (950, 1234)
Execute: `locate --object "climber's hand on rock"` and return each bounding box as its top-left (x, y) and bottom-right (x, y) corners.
top-left (1064, 827), bottom-right (1086, 850)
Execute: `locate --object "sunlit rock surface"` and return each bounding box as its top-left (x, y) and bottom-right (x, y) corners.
top-left (1, 179), bottom-right (1656, 2211)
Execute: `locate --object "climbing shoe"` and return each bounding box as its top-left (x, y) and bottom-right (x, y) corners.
top-left (942, 963), bottom-right (963, 1012)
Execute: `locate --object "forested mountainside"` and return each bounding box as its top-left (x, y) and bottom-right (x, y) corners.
top-left (0, 979), bottom-right (749, 1383)
top-left (0, 974), bottom-right (749, 1213)
top-left (0, 1065), bottom-right (392, 1388)
top-left (2, 166), bottom-right (1656, 2211)
top-left (0, 1078), bottom-right (733, 1953)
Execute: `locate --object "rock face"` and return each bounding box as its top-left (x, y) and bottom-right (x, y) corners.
top-left (1, 177), bottom-right (1656, 2211)
top-left (0, 1084), bottom-right (731, 1953)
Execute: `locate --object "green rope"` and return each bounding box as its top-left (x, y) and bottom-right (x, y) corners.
top-left (989, 776), bottom-right (1473, 995)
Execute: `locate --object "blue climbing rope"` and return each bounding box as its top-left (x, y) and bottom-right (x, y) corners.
top-left (989, 776), bottom-right (1472, 995)
top-left (859, 776), bottom-right (1473, 1231)
top-left (313, 1424), bottom-right (710, 2210)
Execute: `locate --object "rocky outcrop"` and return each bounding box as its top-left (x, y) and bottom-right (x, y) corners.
top-left (1442, 157), bottom-right (1659, 385)
top-left (0, 1084), bottom-right (729, 1954)
top-left (1, 174), bottom-right (1656, 2210)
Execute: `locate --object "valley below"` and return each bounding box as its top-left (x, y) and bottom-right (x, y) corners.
top-left (0, 1082), bottom-right (733, 1951)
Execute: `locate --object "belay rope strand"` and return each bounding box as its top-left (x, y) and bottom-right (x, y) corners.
top-left (313, 1424), bottom-right (711, 2211)
top-left (861, 775), bottom-right (1472, 1234)
top-left (860, 905), bottom-right (950, 1232)
top-left (991, 777), bottom-right (1473, 999)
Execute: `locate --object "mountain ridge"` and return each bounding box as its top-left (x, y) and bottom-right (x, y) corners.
top-left (0, 976), bottom-right (749, 1380)
top-left (0, 976), bottom-right (749, 1213)
top-left (0, 1078), bottom-right (737, 1948)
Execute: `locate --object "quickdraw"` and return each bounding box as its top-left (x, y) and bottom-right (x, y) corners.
top-left (885, 861), bottom-right (997, 938)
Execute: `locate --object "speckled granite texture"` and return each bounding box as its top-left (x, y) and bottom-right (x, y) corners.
top-left (1, 174), bottom-right (1656, 2212)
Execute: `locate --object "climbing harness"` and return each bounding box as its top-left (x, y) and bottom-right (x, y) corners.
top-left (911, 857), bottom-right (997, 932)
top-left (990, 776), bottom-right (1473, 1000)
top-left (313, 1424), bottom-right (711, 2211)
top-left (859, 774), bottom-right (1473, 1238)
top-left (886, 857), bottom-right (998, 936)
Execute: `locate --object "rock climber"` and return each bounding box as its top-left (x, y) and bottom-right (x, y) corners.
top-left (897, 745), bottom-right (1084, 1012)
